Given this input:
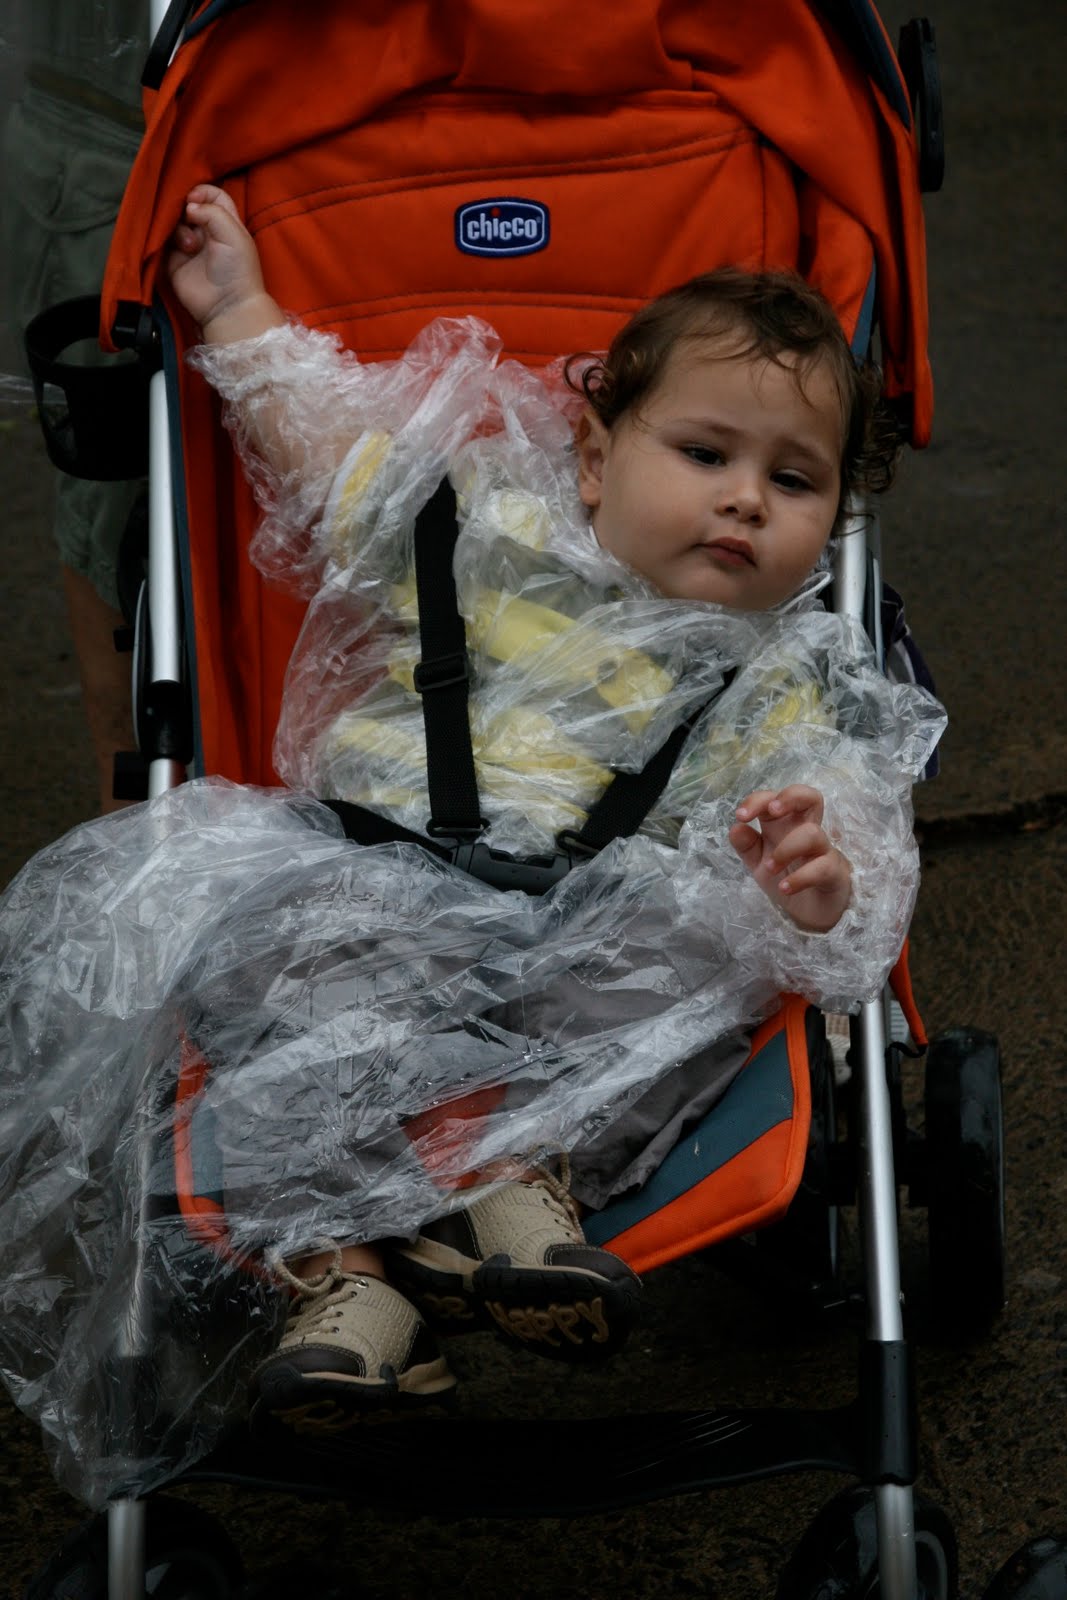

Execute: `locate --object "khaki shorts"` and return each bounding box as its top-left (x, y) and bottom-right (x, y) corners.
top-left (3, 85), bottom-right (144, 608)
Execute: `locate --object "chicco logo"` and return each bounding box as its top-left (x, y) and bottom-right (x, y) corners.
top-left (455, 198), bottom-right (550, 258)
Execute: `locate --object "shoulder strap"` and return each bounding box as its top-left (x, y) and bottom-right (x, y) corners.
top-left (560, 679), bottom-right (733, 858)
top-left (411, 478), bottom-right (483, 838)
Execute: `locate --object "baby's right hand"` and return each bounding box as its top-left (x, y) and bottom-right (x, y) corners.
top-left (166, 184), bottom-right (283, 344)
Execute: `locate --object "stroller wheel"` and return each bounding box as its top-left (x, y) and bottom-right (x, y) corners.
top-left (23, 1496), bottom-right (244, 1600)
top-left (776, 1484), bottom-right (958, 1598)
top-left (981, 1535), bottom-right (1067, 1599)
top-left (923, 1027), bottom-right (1006, 1335)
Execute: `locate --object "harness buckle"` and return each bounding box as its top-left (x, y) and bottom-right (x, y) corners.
top-left (440, 840), bottom-right (575, 896)
top-left (413, 652), bottom-right (470, 694)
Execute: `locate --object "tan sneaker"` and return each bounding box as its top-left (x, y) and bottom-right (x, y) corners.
top-left (250, 1251), bottom-right (456, 1433)
top-left (389, 1159), bottom-right (642, 1363)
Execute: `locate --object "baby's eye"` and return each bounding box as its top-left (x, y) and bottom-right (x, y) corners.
top-left (682, 445), bottom-right (724, 466)
top-left (772, 470), bottom-right (813, 492)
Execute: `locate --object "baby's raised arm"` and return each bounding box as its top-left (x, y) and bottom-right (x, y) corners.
top-left (166, 185), bottom-right (373, 581)
top-left (167, 184), bottom-right (286, 345)
top-left (164, 187), bottom-right (504, 594)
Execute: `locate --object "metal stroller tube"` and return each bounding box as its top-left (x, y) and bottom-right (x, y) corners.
top-left (857, 996), bottom-right (905, 1347)
top-left (858, 994), bottom-right (917, 1599)
top-left (108, 1499), bottom-right (146, 1600)
top-left (147, 368), bottom-right (185, 799)
top-left (832, 500), bottom-right (871, 621)
top-left (109, 12), bottom-right (181, 1587)
top-left (835, 507), bottom-right (919, 1600)
top-left (107, 360), bottom-right (184, 1594)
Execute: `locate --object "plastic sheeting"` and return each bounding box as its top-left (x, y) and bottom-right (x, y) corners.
top-left (0, 317), bottom-right (945, 1506)
top-left (194, 318), bottom-right (933, 858)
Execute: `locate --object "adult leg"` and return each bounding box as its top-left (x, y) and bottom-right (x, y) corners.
top-left (3, 85), bottom-right (144, 817)
top-left (60, 563), bottom-right (134, 814)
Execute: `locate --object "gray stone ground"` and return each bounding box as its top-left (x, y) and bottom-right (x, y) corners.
top-left (0, 2), bottom-right (1065, 1595)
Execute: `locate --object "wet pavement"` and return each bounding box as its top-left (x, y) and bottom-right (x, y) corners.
top-left (1, 1), bottom-right (1065, 1594)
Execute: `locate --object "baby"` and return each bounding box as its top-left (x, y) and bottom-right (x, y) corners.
top-left (171, 185), bottom-right (856, 932)
top-left (121, 183), bottom-right (931, 1432)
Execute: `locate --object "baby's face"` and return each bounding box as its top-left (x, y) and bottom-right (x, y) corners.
top-left (577, 337), bottom-right (844, 609)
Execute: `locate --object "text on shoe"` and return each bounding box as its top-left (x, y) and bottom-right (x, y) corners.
top-left (485, 1296), bottom-right (609, 1346)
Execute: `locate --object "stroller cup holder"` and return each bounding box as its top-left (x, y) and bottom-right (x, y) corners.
top-left (23, 295), bottom-right (152, 482)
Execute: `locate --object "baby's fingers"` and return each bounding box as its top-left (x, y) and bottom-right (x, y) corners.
top-left (765, 784), bottom-right (825, 825)
top-left (778, 849), bottom-right (851, 898)
top-left (734, 790), bottom-right (779, 824)
top-left (170, 220), bottom-right (204, 257)
top-left (182, 190), bottom-right (243, 246)
top-left (185, 182), bottom-right (237, 215)
top-left (728, 821), bottom-right (763, 861)
top-left (763, 820), bottom-right (830, 874)
top-left (735, 786), bottom-right (825, 827)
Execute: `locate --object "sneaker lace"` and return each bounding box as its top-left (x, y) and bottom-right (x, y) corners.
top-left (525, 1150), bottom-right (582, 1234)
top-left (270, 1241), bottom-right (370, 1335)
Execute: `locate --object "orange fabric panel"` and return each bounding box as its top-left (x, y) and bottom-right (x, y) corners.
top-left (609, 995), bottom-right (813, 1274)
top-left (889, 937), bottom-right (928, 1050)
top-left (674, 8), bottom-right (930, 435)
top-left (244, 93), bottom-right (803, 356)
top-left (174, 1034), bottom-right (230, 1247)
top-left (174, 1034), bottom-right (270, 1274)
top-left (104, 0), bottom-right (929, 435)
top-left (609, 1120), bottom-right (797, 1273)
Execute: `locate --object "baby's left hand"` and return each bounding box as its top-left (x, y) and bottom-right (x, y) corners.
top-left (729, 784), bottom-right (852, 933)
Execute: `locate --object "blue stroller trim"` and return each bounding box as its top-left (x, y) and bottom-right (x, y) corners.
top-left (586, 1025), bottom-right (795, 1247)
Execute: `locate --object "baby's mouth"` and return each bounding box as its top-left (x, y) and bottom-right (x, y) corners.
top-left (705, 537), bottom-right (756, 567)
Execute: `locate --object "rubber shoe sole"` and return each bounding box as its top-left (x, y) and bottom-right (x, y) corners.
top-left (389, 1243), bottom-right (642, 1364)
top-left (249, 1350), bottom-right (457, 1435)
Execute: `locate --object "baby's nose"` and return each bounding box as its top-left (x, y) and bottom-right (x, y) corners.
top-left (715, 471), bottom-right (767, 523)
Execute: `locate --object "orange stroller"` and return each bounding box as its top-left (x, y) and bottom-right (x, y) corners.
top-left (10, 3), bottom-right (1008, 1597)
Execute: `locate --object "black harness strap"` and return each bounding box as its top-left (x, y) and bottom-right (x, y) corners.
top-left (321, 798), bottom-right (454, 863)
top-left (324, 478), bottom-right (732, 892)
top-left (410, 478), bottom-right (483, 838)
top-left (559, 681), bottom-right (733, 858)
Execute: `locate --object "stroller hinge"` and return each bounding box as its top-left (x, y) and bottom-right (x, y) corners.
top-left (111, 301), bottom-right (161, 366)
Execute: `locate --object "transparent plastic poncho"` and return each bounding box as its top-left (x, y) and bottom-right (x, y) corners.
top-left (0, 317), bottom-right (946, 1506)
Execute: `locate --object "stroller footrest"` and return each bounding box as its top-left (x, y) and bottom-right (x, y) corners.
top-left (178, 1404), bottom-right (862, 1516)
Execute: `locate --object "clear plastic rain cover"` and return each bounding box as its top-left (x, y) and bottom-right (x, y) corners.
top-left (0, 318), bottom-right (945, 1505)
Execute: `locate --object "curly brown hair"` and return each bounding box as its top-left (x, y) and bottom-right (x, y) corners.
top-left (566, 268), bottom-right (902, 520)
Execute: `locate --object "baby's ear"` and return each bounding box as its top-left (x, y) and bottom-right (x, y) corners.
top-left (574, 410), bottom-right (609, 509)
